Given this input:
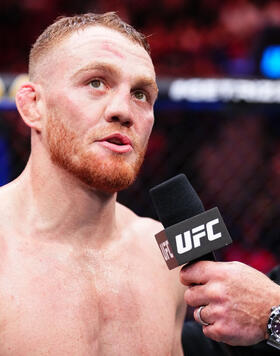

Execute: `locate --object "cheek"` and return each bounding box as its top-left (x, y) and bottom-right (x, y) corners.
top-left (46, 91), bottom-right (93, 132)
top-left (141, 114), bottom-right (154, 144)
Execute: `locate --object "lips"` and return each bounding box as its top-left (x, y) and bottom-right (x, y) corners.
top-left (102, 133), bottom-right (131, 146)
top-left (96, 133), bottom-right (133, 153)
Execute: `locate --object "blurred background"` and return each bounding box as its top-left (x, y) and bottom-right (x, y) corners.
top-left (1, 0), bottom-right (280, 272)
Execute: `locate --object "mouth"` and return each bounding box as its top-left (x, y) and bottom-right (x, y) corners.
top-left (96, 133), bottom-right (133, 153)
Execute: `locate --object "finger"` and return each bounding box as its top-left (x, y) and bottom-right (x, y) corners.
top-left (184, 285), bottom-right (209, 307)
top-left (202, 322), bottom-right (234, 345)
top-left (202, 324), bottom-right (219, 341)
top-left (197, 306), bottom-right (227, 334)
top-left (180, 261), bottom-right (216, 285)
top-left (194, 305), bottom-right (212, 326)
top-left (194, 305), bottom-right (219, 327)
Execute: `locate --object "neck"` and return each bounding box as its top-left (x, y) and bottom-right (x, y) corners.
top-left (11, 154), bottom-right (118, 248)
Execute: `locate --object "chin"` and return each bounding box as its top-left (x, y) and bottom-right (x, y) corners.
top-left (51, 146), bottom-right (144, 193)
top-left (77, 162), bottom-right (139, 193)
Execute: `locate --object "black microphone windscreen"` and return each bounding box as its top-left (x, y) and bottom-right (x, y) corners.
top-left (149, 174), bottom-right (205, 228)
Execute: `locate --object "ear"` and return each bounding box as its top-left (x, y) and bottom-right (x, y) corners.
top-left (15, 82), bottom-right (43, 132)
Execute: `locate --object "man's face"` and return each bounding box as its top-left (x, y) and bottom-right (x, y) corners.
top-left (39, 26), bottom-right (157, 193)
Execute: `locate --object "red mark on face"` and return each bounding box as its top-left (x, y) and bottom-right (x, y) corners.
top-left (101, 42), bottom-right (125, 59)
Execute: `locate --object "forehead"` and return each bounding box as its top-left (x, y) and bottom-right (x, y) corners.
top-left (41, 26), bottom-right (155, 82)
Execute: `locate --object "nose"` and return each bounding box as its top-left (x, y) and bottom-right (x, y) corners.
top-left (104, 90), bottom-right (133, 128)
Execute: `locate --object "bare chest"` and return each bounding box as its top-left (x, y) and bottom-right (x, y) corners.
top-left (0, 242), bottom-right (179, 356)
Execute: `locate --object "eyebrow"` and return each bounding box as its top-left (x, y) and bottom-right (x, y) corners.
top-left (72, 63), bottom-right (117, 80)
top-left (72, 62), bottom-right (159, 97)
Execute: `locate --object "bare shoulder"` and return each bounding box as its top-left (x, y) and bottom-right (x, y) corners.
top-left (0, 183), bottom-right (15, 267)
top-left (0, 180), bottom-right (23, 251)
top-left (116, 202), bottom-right (165, 270)
top-left (116, 202), bottom-right (163, 240)
top-left (0, 181), bottom-right (18, 219)
top-left (116, 203), bottom-right (186, 293)
top-left (0, 184), bottom-right (12, 217)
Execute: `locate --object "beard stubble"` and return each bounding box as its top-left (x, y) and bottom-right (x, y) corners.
top-left (46, 116), bottom-right (147, 193)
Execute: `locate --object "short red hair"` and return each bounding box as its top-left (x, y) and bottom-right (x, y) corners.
top-left (29, 12), bottom-right (150, 79)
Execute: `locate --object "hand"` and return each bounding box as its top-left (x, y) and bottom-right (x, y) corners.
top-left (180, 261), bottom-right (280, 346)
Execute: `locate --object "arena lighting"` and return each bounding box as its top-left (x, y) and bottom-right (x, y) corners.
top-left (0, 73), bottom-right (29, 110)
top-left (260, 45), bottom-right (280, 79)
top-left (2, 74), bottom-right (280, 106)
top-left (0, 77), bottom-right (5, 98)
top-left (8, 74), bottom-right (29, 99)
top-left (169, 78), bottom-right (280, 103)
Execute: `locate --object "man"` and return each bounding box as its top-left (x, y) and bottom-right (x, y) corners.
top-left (0, 13), bottom-right (186, 355)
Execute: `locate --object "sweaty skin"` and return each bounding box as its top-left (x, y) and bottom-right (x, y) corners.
top-left (0, 26), bottom-right (186, 355)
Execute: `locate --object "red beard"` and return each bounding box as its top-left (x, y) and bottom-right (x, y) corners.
top-left (46, 117), bottom-right (147, 193)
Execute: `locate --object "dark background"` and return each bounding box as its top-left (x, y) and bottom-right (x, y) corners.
top-left (1, 0), bottom-right (280, 272)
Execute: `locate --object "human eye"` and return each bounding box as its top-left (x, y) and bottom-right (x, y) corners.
top-left (133, 90), bottom-right (148, 102)
top-left (89, 79), bottom-right (105, 90)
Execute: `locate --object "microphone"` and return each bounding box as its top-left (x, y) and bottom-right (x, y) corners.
top-left (149, 174), bottom-right (232, 270)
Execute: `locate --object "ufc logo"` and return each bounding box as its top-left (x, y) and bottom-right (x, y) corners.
top-left (159, 240), bottom-right (174, 261)
top-left (175, 218), bottom-right (221, 254)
